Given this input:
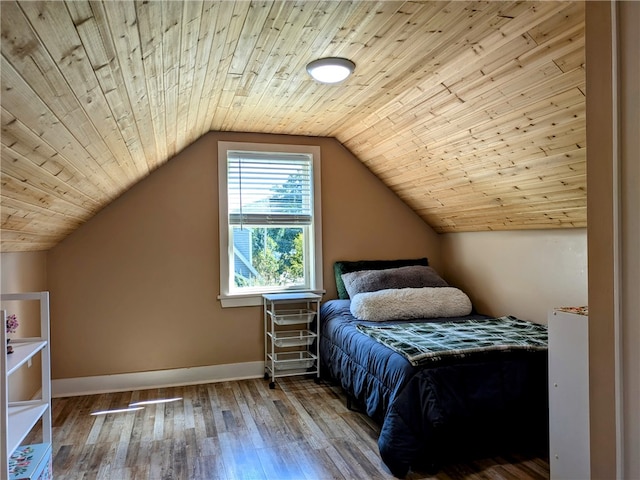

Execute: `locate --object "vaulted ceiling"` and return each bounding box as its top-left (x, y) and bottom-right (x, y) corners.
top-left (1, 1), bottom-right (585, 252)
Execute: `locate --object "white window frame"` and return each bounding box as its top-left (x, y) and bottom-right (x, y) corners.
top-left (218, 141), bottom-right (323, 307)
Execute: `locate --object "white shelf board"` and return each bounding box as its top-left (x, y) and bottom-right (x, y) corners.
top-left (262, 292), bottom-right (321, 302)
top-left (7, 401), bottom-right (49, 455)
top-left (6, 340), bottom-right (47, 376)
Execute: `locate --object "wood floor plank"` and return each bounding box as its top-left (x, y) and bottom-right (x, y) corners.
top-left (288, 439), bottom-right (346, 480)
top-left (323, 441), bottom-right (373, 480)
top-left (218, 430), bottom-right (267, 480)
top-left (255, 443), bottom-right (305, 480)
top-left (32, 377), bottom-right (549, 479)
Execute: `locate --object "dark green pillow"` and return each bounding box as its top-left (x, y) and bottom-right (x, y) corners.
top-left (333, 258), bottom-right (429, 299)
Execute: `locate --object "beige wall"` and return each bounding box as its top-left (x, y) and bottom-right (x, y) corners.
top-left (0, 252), bottom-right (47, 292)
top-left (46, 132), bottom-right (440, 380)
top-left (618, 4), bottom-right (640, 476)
top-left (441, 229), bottom-right (587, 324)
top-left (0, 251), bottom-right (48, 400)
top-left (586, 2), bottom-right (639, 478)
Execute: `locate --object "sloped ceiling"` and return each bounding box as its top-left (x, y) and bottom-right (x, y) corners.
top-left (0, 1), bottom-right (585, 252)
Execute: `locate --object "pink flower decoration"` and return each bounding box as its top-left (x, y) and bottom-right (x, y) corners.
top-left (6, 314), bottom-right (19, 333)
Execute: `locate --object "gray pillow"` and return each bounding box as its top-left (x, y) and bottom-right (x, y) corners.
top-left (341, 265), bottom-right (448, 298)
top-left (334, 257), bottom-right (429, 299)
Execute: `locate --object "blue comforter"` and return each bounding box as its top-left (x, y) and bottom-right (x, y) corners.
top-left (319, 300), bottom-right (548, 477)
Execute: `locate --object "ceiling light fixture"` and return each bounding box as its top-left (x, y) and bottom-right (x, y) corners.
top-left (306, 57), bottom-right (355, 84)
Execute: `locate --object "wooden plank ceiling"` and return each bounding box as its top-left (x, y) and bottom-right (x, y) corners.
top-left (0, 1), bottom-right (585, 252)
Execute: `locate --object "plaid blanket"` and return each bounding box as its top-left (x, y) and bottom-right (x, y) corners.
top-left (356, 316), bottom-right (547, 366)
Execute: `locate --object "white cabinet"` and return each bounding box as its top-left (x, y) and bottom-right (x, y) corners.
top-left (548, 307), bottom-right (590, 480)
top-left (1, 292), bottom-right (52, 478)
top-left (263, 292), bottom-right (321, 389)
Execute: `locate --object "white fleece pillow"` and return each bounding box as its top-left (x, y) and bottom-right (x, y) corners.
top-left (350, 287), bottom-right (472, 321)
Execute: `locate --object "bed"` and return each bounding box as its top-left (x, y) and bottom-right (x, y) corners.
top-left (319, 259), bottom-right (549, 477)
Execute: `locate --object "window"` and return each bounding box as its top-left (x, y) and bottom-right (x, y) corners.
top-left (218, 142), bottom-right (323, 307)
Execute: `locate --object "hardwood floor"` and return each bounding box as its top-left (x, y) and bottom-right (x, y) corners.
top-left (30, 377), bottom-right (549, 479)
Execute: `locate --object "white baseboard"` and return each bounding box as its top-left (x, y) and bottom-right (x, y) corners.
top-left (52, 361), bottom-right (264, 398)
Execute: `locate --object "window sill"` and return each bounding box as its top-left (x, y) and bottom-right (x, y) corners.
top-left (218, 289), bottom-right (325, 308)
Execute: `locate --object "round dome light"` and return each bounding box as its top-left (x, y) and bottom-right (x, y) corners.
top-left (306, 57), bottom-right (355, 84)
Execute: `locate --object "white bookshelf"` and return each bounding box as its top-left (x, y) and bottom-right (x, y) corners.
top-left (1, 292), bottom-right (52, 478)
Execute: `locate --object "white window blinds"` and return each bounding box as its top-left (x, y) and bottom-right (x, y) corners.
top-left (227, 151), bottom-right (313, 226)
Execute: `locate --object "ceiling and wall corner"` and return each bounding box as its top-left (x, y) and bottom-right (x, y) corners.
top-left (1, 1), bottom-right (585, 252)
